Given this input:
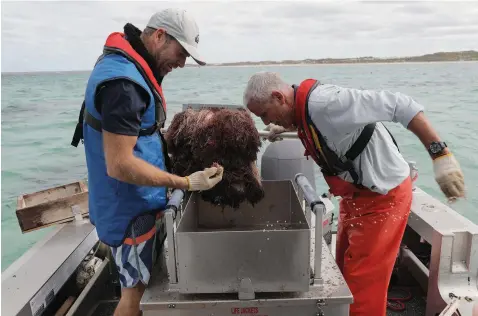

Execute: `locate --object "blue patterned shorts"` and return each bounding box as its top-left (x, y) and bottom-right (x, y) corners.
top-left (110, 212), bottom-right (164, 288)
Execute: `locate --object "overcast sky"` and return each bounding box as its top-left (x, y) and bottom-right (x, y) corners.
top-left (2, 0), bottom-right (478, 72)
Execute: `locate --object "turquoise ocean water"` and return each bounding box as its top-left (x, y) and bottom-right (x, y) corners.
top-left (2, 62), bottom-right (478, 271)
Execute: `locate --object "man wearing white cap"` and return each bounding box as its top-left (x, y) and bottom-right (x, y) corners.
top-left (144, 7), bottom-right (206, 68)
top-left (71, 8), bottom-right (223, 316)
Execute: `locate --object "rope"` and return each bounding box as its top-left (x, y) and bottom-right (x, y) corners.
top-left (387, 287), bottom-right (462, 316)
top-left (387, 287), bottom-right (413, 312)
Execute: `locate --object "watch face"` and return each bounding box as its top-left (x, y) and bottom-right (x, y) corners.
top-left (430, 142), bottom-right (442, 154)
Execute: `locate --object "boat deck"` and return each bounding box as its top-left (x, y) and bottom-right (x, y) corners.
top-left (86, 240), bottom-right (427, 316)
top-left (87, 284), bottom-right (426, 316)
top-left (86, 211), bottom-right (428, 316)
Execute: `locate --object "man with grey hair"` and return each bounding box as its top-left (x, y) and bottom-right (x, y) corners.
top-left (243, 71), bottom-right (465, 315)
top-left (71, 8), bottom-right (223, 316)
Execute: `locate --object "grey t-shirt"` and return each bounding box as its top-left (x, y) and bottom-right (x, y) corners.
top-left (308, 84), bottom-right (424, 194)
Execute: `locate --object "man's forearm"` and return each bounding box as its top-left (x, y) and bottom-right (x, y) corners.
top-left (108, 155), bottom-right (189, 189)
top-left (407, 111), bottom-right (450, 158)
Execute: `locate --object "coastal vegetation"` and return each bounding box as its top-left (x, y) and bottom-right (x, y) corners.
top-left (204, 50), bottom-right (478, 67)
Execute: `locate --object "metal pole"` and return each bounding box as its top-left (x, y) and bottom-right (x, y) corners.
top-left (312, 203), bottom-right (325, 285)
top-left (257, 130), bottom-right (299, 140)
top-left (161, 126), bottom-right (299, 141)
top-left (294, 174), bottom-right (324, 285)
top-left (163, 189), bottom-right (185, 284)
top-left (164, 212), bottom-right (177, 283)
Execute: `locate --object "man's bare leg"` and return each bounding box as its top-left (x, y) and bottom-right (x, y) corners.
top-left (114, 283), bottom-right (146, 316)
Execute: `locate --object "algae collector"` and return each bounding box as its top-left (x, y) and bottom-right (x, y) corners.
top-left (165, 107), bottom-right (265, 208)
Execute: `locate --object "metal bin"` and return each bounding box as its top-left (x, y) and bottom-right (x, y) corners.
top-left (175, 180), bottom-right (311, 294)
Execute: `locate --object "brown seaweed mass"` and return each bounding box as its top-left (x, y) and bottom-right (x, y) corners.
top-left (165, 107), bottom-right (265, 208)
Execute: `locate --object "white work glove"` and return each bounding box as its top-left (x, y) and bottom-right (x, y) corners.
top-left (264, 123), bottom-right (288, 142)
top-left (186, 166), bottom-right (224, 191)
top-left (473, 301), bottom-right (478, 316)
top-left (433, 153), bottom-right (465, 201)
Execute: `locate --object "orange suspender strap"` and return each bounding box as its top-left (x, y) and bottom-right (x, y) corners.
top-left (104, 32), bottom-right (167, 110)
top-left (294, 79), bottom-right (331, 169)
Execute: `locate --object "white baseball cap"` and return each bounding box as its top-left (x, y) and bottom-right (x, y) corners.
top-left (146, 8), bottom-right (205, 66)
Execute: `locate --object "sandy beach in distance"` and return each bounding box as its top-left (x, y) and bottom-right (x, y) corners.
top-left (194, 60), bottom-right (478, 68)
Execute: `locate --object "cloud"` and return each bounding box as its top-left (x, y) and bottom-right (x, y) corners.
top-left (1, 0), bottom-right (477, 72)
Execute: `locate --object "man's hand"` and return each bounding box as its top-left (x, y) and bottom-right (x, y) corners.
top-left (433, 153), bottom-right (465, 202)
top-left (186, 165), bottom-right (224, 191)
top-left (264, 123), bottom-right (293, 142)
top-left (407, 112), bottom-right (466, 202)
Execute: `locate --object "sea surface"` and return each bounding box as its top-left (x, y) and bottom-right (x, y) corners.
top-left (2, 61), bottom-right (478, 271)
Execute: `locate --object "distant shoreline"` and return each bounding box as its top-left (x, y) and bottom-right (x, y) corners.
top-left (2, 50), bottom-right (477, 74)
top-left (201, 60), bottom-right (478, 68)
top-left (203, 50), bottom-right (478, 67)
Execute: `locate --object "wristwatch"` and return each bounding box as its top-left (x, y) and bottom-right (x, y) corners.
top-left (428, 141), bottom-right (447, 156)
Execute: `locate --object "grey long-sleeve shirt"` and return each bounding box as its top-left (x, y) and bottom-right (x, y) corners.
top-left (307, 84), bottom-right (424, 194)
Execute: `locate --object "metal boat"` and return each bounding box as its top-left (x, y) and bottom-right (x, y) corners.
top-left (2, 104), bottom-right (478, 316)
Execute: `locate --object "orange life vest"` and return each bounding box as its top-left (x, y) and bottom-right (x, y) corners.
top-left (103, 32), bottom-right (167, 113)
top-left (71, 32), bottom-right (168, 148)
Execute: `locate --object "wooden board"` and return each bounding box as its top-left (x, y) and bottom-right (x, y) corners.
top-left (54, 296), bottom-right (76, 316)
top-left (16, 181), bottom-right (89, 233)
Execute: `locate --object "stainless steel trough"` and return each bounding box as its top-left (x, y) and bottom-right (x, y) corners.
top-left (174, 180), bottom-right (311, 294)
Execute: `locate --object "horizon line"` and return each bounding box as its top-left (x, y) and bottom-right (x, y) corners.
top-left (2, 49), bottom-right (477, 75)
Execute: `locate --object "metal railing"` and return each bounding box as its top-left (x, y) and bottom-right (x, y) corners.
top-left (162, 126), bottom-right (299, 141)
top-left (257, 130), bottom-right (299, 140)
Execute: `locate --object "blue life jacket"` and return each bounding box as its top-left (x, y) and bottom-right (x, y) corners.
top-left (72, 33), bottom-right (169, 247)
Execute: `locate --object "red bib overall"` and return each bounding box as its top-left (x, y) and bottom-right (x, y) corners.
top-left (294, 79), bottom-right (412, 316)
